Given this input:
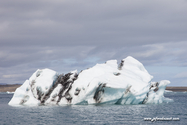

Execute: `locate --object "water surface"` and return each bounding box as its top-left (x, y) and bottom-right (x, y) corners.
top-left (0, 92), bottom-right (186, 125)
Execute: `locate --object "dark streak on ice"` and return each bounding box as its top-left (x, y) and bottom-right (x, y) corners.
top-left (36, 86), bottom-right (43, 101)
top-left (30, 80), bottom-right (37, 99)
top-left (153, 82), bottom-right (159, 92)
top-left (20, 80), bottom-right (36, 105)
top-left (56, 72), bottom-right (78, 104)
top-left (22, 71), bottom-right (79, 105)
top-left (20, 95), bottom-right (29, 105)
top-left (114, 72), bottom-right (121, 76)
top-left (142, 82), bottom-right (159, 104)
top-left (40, 76), bottom-right (59, 104)
top-left (74, 88), bottom-right (81, 96)
top-left (115, 86), bottom-right (131, 104)
top-left (118, 60), bottom-right (124, 70)
top-left (93, 83), bottom-right (106, 103)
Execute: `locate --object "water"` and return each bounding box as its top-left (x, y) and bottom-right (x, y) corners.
top-left (0, 92), bottom-right (186, 125)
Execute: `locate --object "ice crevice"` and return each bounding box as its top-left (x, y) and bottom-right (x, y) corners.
top-left (8, 56), bottom-right (173, 106)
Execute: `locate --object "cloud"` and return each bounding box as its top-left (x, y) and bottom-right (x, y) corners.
top-left (0, 0), bottom-right (187, 85)
top-left (1, 0), bottom-right (187, 46)
top-left (175, 72), bottom-right (187, 78)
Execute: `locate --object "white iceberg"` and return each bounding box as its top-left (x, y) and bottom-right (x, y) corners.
top-left (8, 56), bottom-right (173, 106)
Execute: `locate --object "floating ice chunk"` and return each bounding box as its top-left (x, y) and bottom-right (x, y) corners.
top-left (165, 90), bottom-right (173, 93)
top-left (6, 91), bottom-right (14, 94)
top-left (8, 56), bottom-right (172, 106)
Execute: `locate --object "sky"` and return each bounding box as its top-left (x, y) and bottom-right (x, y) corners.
top-left (0, 0), bottom-right (187, 86)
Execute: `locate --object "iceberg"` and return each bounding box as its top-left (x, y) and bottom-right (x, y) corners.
top-left (8, 56), bottom-right (173, 106)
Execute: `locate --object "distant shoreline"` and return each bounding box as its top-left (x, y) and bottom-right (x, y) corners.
top-left (166, 87), bottom-right (187, 92)
top-left (0, 84), bottom-right (187, 92)
top-left (0, 84), bottom-right (21, 92)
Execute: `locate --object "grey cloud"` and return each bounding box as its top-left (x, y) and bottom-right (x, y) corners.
top-left (0, 0), bottom-right (187, 84)
top-left (1, 0), bottom-right (187, 46)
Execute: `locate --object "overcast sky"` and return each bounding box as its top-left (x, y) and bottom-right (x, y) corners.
top-left (0, 0), bottom-right (187, 86)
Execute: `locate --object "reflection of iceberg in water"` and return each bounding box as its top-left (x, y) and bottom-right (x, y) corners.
top-left (8, 56), bottom-right (173, 106)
